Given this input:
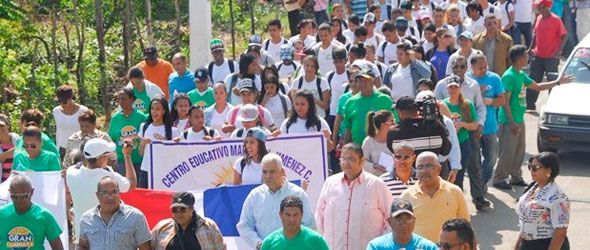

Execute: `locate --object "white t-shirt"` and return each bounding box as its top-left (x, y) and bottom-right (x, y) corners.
top-left (139, 123), bottom-right (180, 141)
top-left (445, 49), bottom-right (483, 76)
top-left (181, 127), bottom-right (220, 141)
top-left (465, 17), bottom-right (486, 36)
top-left (389, 64), bottom-right (415, 101)
top-left (276, 61), bottom-right (301, 80)
top-left (343, 29), bottom-right (355, 43)
top-left (364, 33), bottom-right (385, 50)
top-left (210, 59), bottom-right (240, 84)
top-left (233, 157), bottom-right (262, 185)
top-left (66, 165), bottom-right (130, 238)
top-left (263, 94), bottom-right (292, 127)
top-left (291, 76), bottom-right (331, 117)
top-left (224, 74), bottom-right (262, 106)
top-left (317, 44), bottom-right (336, 77)
top-left (482, 5), bottom-right (501, 18)
top-left (263, 38), bottom-right (289, 63)
top-left (377, 40), bottom-right (400, 66)
top-left (375, 21), bottom-right (385, 36)
top-left (225, 104), bottom-right (275, 129)
top-left (327, 71), bottom-right (349, 116)
top-left (422, 40), bottom-right (435, 55)
top-left (440, 1), bottom-right (467, 20)
top-left (495, 1), bottom-right (515, 29)
top-left (514, 0), bottom-right (533, 23)
top-left (175, 118), bottom-right (189, 131)
top-left (205, 104), bottom-right (233, 137)
top-left (53, 105), bottom-right (89, 148)
top-left (279, 115), bottom-right (331, 134)
top-left (288, 34), bottom-right (316, 48)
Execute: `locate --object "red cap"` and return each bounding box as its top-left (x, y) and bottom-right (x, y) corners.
top-left (533, 0), bottom-right (552, 8)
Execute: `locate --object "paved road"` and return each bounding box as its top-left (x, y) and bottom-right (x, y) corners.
top-left (463, 89), bottom-right (590, 249)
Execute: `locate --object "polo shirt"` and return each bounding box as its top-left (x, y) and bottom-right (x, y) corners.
top-left (468, 71), bottom-right (505, 135)
top-left (399, 177), bottom-right (470, 242)
top-left (168, 70), bottom-right (195, 98)
top-left (379, 171), bottom-right (417, 199)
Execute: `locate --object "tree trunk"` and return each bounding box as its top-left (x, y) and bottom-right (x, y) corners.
top-left (95, 0), bottom-right (112, 127)
top-left (145, 0), bottom-right (155, 46)
top-left (122, 0), bottom-right (131, 70)
top-left (174, 0), bottom-right (181, 53)
top-left (63, 23), bottom-right (73, 70)
top-left (50, 7), bottom-right (60, 88)
top-left (73, 0), bottom-right (87, 103)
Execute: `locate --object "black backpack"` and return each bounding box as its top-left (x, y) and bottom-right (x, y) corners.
top-left (208, 59), bottom-right (235, 81)
top-left (264, 39), bottom-right (288, 51)
top-left (183, 127), bottom-right (215, 140)
top-left (297, 77), bottom-right (324, 101)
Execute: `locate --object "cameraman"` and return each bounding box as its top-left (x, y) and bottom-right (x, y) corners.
top-left (386, 96), bottom-right (454, 180)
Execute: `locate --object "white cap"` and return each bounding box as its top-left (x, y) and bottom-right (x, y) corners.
top-left (84, 138), bottom-right (116, 159)
top-left (237, 104), bottom-right (259, 122)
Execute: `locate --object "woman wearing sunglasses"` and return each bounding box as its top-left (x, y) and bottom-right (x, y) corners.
top-left (515, 152), bottom-right (570, 250)
top-left (425, 28), bottom-right (457, 81)
top-left (12, 126), bottom-right (61, 172)
top-left (150, 192), bottom-right (225, 250)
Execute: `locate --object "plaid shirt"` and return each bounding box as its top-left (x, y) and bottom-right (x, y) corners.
top-left (62, 129), bottom-right (112, 167)
top-left (151, 215), bottom-right (226, 250)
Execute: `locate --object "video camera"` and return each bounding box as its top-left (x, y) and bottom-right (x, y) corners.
top-left (416, 95), bottom-right (440, 122)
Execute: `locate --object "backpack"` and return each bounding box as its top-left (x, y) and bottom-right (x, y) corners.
top-left (264, 38), bottom-right (288, 51)
top-left (278, 94), bottom-right (289, 119)
top-left (381, 41), bottom-right (389, 57)
top-left (494, 0), bottom-right (513, 16)
top-left (229, 104), bottom-right (267, 126)
top-left (183, 127), bottom-right (215, 140)
top-left (298, 77), bottom-right (324, 101)
top-left (226, 73), bottom-right (239, 102)
top-left (277, 62), bottom-right (298, 73)
top-left (208, 59), bottom-right (235, 81)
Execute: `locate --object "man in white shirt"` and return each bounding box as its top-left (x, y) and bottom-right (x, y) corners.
top-left (378, 21), bottom-right (402, 66)
top-left (445, 31), bottom-right (482, 76)
top-left (325, 47), bottom-right (349, 130)
top-left (311, 23), bottom-right (345, 77)
top-left (263, 19), bottom-right (290, 63)
top-left (513, 0), bottom-right (533, 46)
top-left (363, 13), bottom-right (386, 49)
top-left (66, 138), bottom-right (137, 242)
top-left (289, 19), bottom-right (317, 49)
top-left (207, 39), bottom-right (239, 84)
top-left (275, 44), bottom-right (301, 80)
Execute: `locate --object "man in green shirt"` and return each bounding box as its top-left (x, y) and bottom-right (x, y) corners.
top-left (12, 127), bottom-right (61, 172)
top-left (261, 196), bottom-right (328, 250)
top-left (109, 87), bottom-right (148, 177)
top-left (0, 175), bottom-right (64, 250)
top-left (343, 61), bottom-right (393, 145)
top-left (494, 45), bottom-right (573, 189)
top-left (187, 67), bottom-right (215, 109)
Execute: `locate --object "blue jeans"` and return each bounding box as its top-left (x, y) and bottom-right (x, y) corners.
top-left (314, 10), bottom-right (329, 25)
top-left (454, 139), bottom-right (472, 191)
top-left (561, 3), bottom-right (578, 55)
top-left (480, 133), bottom-right (498, 185)
top-left (513, 22), bottom-right (533, 47)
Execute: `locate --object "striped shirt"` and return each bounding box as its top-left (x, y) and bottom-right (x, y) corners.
top-left (351, 0), bottom-right (368, 17)
top-left (379, 171), bottom-right (417, 199)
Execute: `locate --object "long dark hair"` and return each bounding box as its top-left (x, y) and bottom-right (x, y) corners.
top-left (285, 90), bottom-right (321, 132)
top-left (258, 74), bottom-right (283, 104)
top-left (240, 133), bottom-right (269, 167)
top-left (145, 95), bottom-right (173, 140)
top-left (170, 93), bottom-right (192, 123)
top-left (367, 110), bottom-right (393, 137)
top-left (331, 18), bottom-right (347, 45)
top-left (239, 53), bottom-right (257, 78)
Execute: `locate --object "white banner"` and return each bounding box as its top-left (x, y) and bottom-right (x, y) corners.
top-left (0, 171), bottom-right (69, 250)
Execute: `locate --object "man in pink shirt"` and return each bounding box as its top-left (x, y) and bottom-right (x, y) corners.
top-left (525, 0), bottom-right (568, 110)
top-left (315, 143), bottom-right (393, 250)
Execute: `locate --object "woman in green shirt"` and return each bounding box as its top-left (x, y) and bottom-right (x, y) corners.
top-left (12, 126), bottom-right (61, 172)
top-left (443, 77), bottom-right (478, 190)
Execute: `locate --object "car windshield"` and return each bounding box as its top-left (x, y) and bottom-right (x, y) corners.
top-left (563, 48), bottom-right (590, 84)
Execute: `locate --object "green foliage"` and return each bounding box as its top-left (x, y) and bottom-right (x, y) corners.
top-left (0, 0), bottom-right (24, 20)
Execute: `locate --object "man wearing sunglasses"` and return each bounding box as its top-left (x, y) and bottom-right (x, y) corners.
top-left (400, 151), bottom-right (469, 243)
top-left (150, 192), bottom-right (225, 250)
top-left (0, 175), bottom-right (64, 250)
top-left (367, 199), bottom-right (438, 250)
top-left (78, 176), bottom-right (151, 250)
top-left (380, 141), bottom-right (418, 198)
top-left (438, 219), bottom-right (476, 250)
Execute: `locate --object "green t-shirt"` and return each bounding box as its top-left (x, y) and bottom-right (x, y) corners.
top-left (443, 99), bottom-right (478, 143)
top-left (0, 203), bottom-right (63, 250)
top-left (498, 66), bottom-right (533, 124)
top-left (12, 150), bottom-right (61, 172)
top-left (336, 92), bottom-right (353, 136)
top-left (108, 110), bottom-right (148, 164)
top-left (15, 133), bottom-right (59, 157)
top-left (187, 88), bottom-right (215, 109)
top-left (261, 226), bottom-right (329, 250)
top-left (132, 88), bottom-right (151, 114)
top-left (343, 91), bottom-right (393, 145)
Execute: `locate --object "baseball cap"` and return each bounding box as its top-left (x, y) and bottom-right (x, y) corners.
top-left (237, 104), bottom-right (259, 122)
top-left (84, 138), bottom-right (116, 159)
top-left (458, 31), bottom-right (473, 40)
top-left (170, 192), bottom-right (195, 209)
top-left (400, 0), bottom-right (413, 10)
top-left (351, 60), bottom-right (376, 79)
top-left (239, 78), bottom-right (257, 93)
top-left (418, 10), bottom-right (431, 21)
top-left (390, 199), bottom-right (415, 218)
top-left (363, 13), bottom-right (376, 24)
top-left (533, 0), bottom-right (552, 8)
top-left (143, 46), bottom-right (158, 60)
top-left (395, 17), bottom-right (409, 29)
top-left (395, 96), bottom-right (418, 110)
top-left (245, 127), bottom-right (267, 142)
top-left (280, 44), bottom-right (294, 61)
top-left (332, 47), bottom-right (347, 60)
top-left (210, 39), bottom-right (225, 52)
top-left (248, 34), bottom-right (263, 47)
top-left (194, 67), bottom-right (209, 82)
top-left (447, 75), bottom-right (462, 87)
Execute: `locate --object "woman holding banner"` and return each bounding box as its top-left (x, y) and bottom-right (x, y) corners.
top-left (233, 127), bottom-right (269, 185)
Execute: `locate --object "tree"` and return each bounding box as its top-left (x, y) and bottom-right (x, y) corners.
top-left (0, 0), bottom-right (23, 20)
top-left (95, 0), bottom-right (111, 126)
top-left (73, 0), bottom-right (87, 103)
top-left (145, 0), bottom-right (154, 46)
top-left (174, 0), bottom-right (180, 53)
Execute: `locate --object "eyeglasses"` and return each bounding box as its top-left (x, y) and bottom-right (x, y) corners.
top-left (10, 192), bottom-right (31, 200)
top-left (391, 217), bottom-right (416, 225)
top-left (528, 163), bottom-right (545, 171)
top-left (339, 157), bottom-right (357, 163)
top-left (442, 34), bottom-right (453, 38)
top-left (97, 190), bottom-right (120, 197)
top-left (416, 163), bottom-right (437, 171)
top-left (453, 64), bottom-right (467, 69)
top-left (23, 143), bottom-right (38, 149)
top-left (394, 154), bottom-right (413, 161)
top-left (437, 242), bottom-right (464, 249)
top-left (172, 207), bottom-right (189, 214)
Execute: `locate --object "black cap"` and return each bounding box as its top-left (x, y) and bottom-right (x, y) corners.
top-left (390, 199), bottom-right (414, 217)
top-left (170, 192), bottom-right (195, 208)
top-left (395, 96), bottom-right (418, 110)
top-left (194, 67), bottom-right (209, 82)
